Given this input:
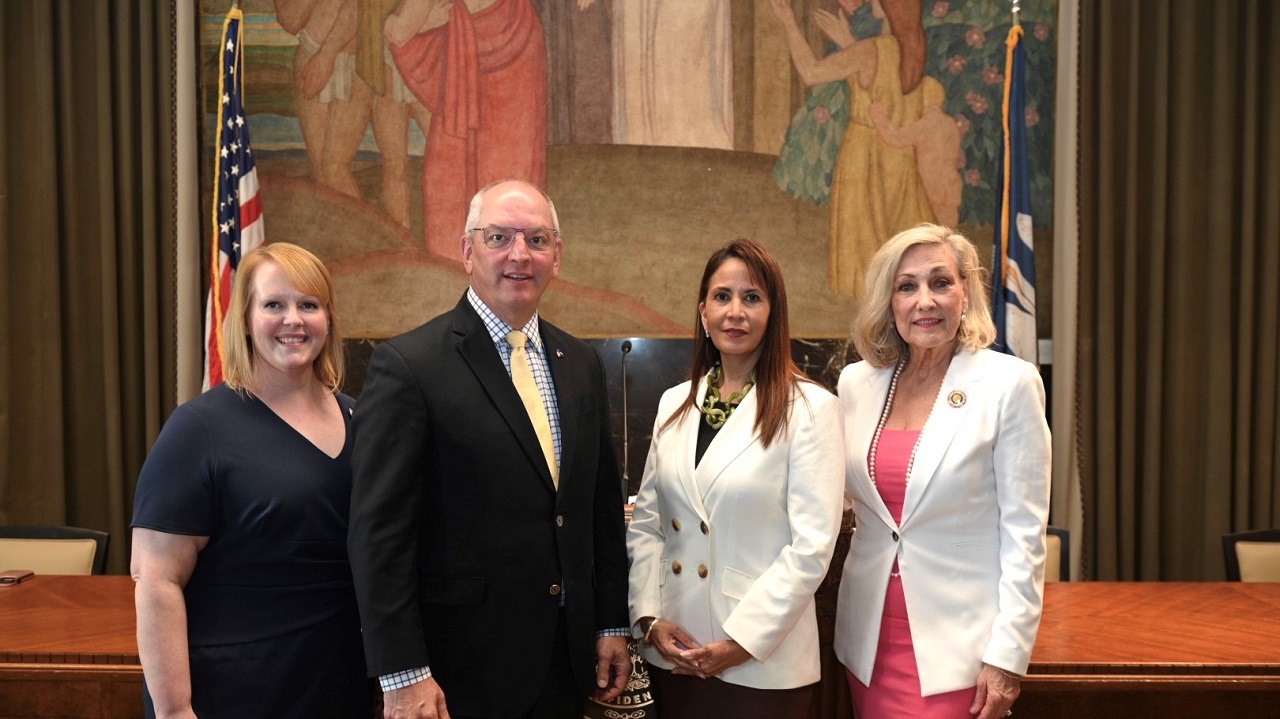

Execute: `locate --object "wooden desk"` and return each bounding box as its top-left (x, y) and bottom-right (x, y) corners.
top-left (4, 576), bottom-right (1278, 719)
top-left (1019, 582), bottom-right (1280, 717)
top-left (0, 575), bottom-right (142, 719)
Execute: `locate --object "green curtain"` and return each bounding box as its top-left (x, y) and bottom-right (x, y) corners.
top-left (1076, 0), bottom-right (1280, 579)
top-left (0, 1), bottom-right (180, 573)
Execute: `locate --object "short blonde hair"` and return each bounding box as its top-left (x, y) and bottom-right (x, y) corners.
top-left (852, 223), bottom-right (995, 368)
top-left (223, 242), bottom-right (344, 393)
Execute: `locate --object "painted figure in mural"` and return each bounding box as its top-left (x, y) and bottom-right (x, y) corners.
top-left (612, 0), bottom-right (733, 150)
top-left (276, 0), bottom-right (373, 201)
top-left (357, 0), bottom-right (434, 229)
top-left (868, 77), bottom-right (963, 228)
top-left (384, 0), bottom-right (548, 257)
top-left (627, 239), bottom-right (845, 718)
top-left (770, 0), bottom-right (935, 299)
top-left (535, 0), bottom-right (614, 145)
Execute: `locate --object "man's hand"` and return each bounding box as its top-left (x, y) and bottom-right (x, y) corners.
top-left (593, 636), bottom-right (631, 701)
top-left (383, 677), bottom-right (450, 719)
top-left (298, 51), bottom-right (337, 100)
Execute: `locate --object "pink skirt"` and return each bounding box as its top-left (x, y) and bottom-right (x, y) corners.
top-left (848, 573), bottom-right (975, 719)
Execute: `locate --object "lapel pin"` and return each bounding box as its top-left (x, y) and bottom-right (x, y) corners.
top-left (555, 349), bottom-right (563, 358)
top-left (947, 390), bottom-right (967, 408)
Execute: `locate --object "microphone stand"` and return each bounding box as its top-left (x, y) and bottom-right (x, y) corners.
top-left (620, 340), bottom-right (632, 502)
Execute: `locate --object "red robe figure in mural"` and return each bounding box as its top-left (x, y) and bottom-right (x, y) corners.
top-left (388, 0), bottom-right (547, 256)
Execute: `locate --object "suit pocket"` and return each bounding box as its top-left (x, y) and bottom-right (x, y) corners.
top-left (951, 537), bottom-right (999, 550)
top-left (419, 574), bottom-right (487, 606)
top-left (721, 565), bottom-right (758, 600)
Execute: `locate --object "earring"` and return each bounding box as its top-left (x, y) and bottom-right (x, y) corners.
top-left (703, 326), bottom-right (710, 338)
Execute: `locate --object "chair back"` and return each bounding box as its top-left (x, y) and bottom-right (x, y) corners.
top-left (1045, 526), bottom-right (1070, 582)
top-left (1223, 528), bottom-right (1280, 582)
top-left (0, 525), bottom-right (110, 575)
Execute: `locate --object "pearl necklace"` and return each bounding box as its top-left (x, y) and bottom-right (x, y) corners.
top-left (867, 359), bottom-right (936, 487)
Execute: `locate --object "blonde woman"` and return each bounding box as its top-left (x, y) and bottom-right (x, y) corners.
top-left (132, 243), bottom-right (367, 718)
top-left (835, 224), bottom-right (1050, 719)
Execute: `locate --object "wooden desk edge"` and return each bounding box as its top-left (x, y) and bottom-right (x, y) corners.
top-left (2, 652), bottom-right (140, 665)
top-left (0, 663), bottom-right (143, 679)
top-left (1023, 674), bottom-right (1280, 691)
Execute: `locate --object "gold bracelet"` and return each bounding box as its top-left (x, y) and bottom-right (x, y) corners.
top-left (642, 617), bottom-right (661, 645)
top-left (990, 664), bottom-right (1023, 681)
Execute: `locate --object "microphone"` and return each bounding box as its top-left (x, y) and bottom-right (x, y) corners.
top-left (620, 340), bottom-right (632, 500)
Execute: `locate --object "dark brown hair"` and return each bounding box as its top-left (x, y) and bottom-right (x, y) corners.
top-left (662, 239), bottom-right (808, 448)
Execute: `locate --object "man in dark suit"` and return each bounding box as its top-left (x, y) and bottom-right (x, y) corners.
top-left (348, 180), bottom-right (631, 719)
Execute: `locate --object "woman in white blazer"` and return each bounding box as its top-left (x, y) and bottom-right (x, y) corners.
top-left (627, 240), bottom-right (845, 718)
top-left (834, 224), bottom-right (1051, 719)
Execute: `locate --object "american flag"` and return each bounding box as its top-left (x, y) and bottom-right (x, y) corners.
top-left (203, 7), bottom-right (265, 390)
top-left (991, 22), bottom-right (1037, 364)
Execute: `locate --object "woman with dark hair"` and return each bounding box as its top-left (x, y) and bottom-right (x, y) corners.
top-left (131, 243), bottom-right (369, 718)
top-left (627, 239), bottom-right (845, 718)
top-left (835, 224), bottom-right (1050, 719)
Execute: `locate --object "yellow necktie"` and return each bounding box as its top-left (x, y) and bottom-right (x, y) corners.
top-left (506, 330), bottom-right (558, 487)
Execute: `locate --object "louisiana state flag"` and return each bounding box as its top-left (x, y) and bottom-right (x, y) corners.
top-left (991, 24), bottom-right (1037, 364)
top-left (203, 7), bottom-right (265, 390)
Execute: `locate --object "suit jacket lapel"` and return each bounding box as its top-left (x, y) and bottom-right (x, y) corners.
top-left (853, 367), bottom-right (896, 527)
top-left (667, 379), bottom-right (709, 521)
top-left (693, 383), bottom-right (759, 505)
top-left (901, 350), bottom-right (981, 524)
top-left (451, 300), bottom-right (556, 493)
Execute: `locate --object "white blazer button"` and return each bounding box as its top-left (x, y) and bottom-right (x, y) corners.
top-left (672, 518), bottom-right (682, 531)
top-left (892, 531), bottom-right (900, 542)
top-left (672, 561), bottom-right (683, 575)
top-left (697, 564), bottom-right (708, 578)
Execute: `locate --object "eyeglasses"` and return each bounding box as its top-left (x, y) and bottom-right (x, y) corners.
top-left (468, 226), bottom-right (559, 252)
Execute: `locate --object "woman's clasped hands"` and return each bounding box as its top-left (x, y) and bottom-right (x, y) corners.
top-left (647, 619), bottom-right (751, 679)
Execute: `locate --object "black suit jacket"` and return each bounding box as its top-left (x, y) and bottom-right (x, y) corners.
top-left (348, 296), bottom-right (629, 717)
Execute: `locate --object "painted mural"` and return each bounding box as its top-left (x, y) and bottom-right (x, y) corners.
top-left (201, 0), bottom-right (1057, 339)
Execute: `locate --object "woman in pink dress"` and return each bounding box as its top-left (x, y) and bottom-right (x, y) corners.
top-left (834, 224), bottom-right (1051, 718)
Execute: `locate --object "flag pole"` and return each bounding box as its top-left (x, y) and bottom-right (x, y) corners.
top-left (203, 4), bottom-right (264, 390)
top-left (990, 0), bottom-right (1037, 364)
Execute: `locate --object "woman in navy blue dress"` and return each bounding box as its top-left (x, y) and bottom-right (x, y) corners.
top-left (131, 243), bottom-right (369, 718)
